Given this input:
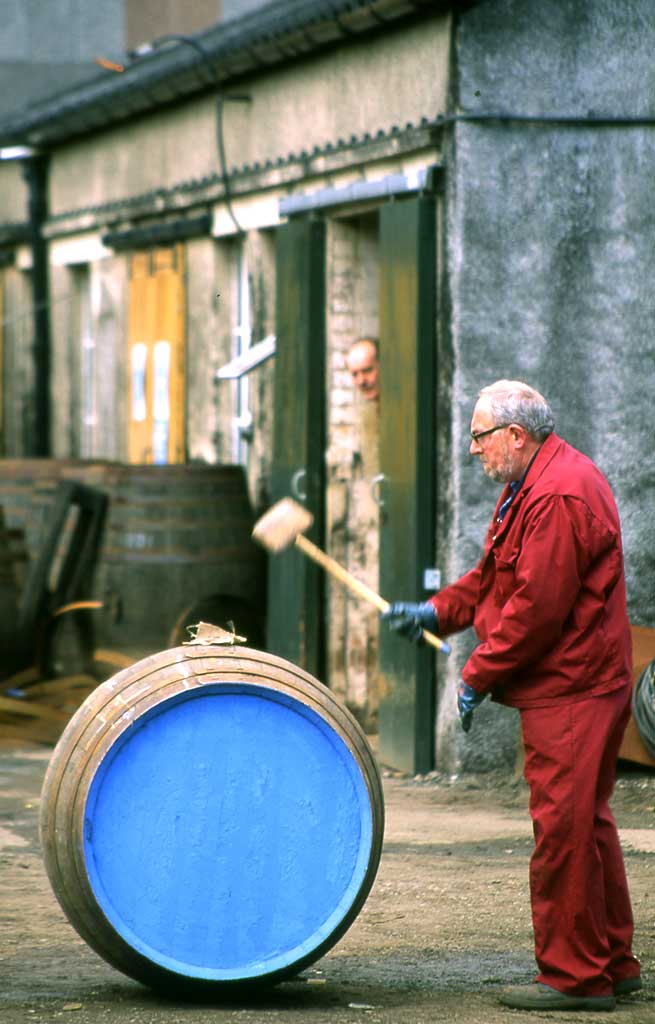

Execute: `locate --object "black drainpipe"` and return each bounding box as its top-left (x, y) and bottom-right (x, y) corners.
top-left (22, 153), bottom-right (51, 456)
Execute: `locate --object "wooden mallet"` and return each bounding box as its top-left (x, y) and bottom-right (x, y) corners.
top-left (252, 497), bottom-right (451, 655)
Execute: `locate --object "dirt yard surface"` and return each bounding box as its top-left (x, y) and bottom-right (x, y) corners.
top-left (1, 743), bottom-right (653, 1024)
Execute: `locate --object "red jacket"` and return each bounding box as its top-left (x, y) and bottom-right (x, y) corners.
top-left (431, 433), bottom-right (632, 708)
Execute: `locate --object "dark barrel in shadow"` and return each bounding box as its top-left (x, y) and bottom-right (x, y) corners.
top-left (94, 463), bottom-right (266, 651)
top-left (0, 459), bottom-right (266, 654)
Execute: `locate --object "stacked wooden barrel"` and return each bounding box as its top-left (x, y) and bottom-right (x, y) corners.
top-left (0, 459), bottom-right (266, 655)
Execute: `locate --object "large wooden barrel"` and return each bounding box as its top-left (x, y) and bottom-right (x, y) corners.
top-left (39, 646), bottom-right (384, 992)
top-left (94, 464), bottom-right (266, 650)
top-left (0, 459), bottom-right (266, 653)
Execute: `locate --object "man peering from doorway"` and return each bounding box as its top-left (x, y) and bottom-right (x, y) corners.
top-left (382, 379), bottom-right (641, 1012)
top-left (346, 337), bottom-right (380, 403)
top-left (328, 334), bottom-right (380, 730)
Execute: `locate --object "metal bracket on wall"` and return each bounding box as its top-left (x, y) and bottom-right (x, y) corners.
top-left (423, 568), bottom-right (441, 591)
top-left (216, 335), bottom-right (276, 379)
top-left (278, 165), bottom-right (443, 218)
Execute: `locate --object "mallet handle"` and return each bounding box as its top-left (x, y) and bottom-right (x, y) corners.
top-left (295, 534), bottom-right (449, 654)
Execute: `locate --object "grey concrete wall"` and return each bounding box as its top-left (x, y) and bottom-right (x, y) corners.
top-left (436, 0), bottom-right (655, 772)
top-left (0, 0), bottom-right (124, 62)
top-left (0, 0), bottom-right (125, 115)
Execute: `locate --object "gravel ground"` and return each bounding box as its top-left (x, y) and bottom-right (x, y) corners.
top-left (1, 742), bottom-right (653, 1024)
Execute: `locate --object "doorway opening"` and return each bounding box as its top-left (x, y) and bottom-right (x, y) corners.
top-left (325, 210), bottom-right (381, 732)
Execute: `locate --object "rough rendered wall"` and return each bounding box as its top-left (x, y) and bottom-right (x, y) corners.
top-left (49, 263), bottom-right (78, 457)
top-left (222, 17), bottom-right (450, 172)
top-left (0, 162), bottom-right (28, 223)
top-left (186, 236), bottom-right (232, 467)
top-left (437, 0), bottom-right (655, 773)
top-left (1, 267), bottom-right (34, 455)
top-left (49, 99), bottom-right (217, 216)
top-left (50, 255), bottom-right (128, 461)
top-left (93, 255), bottom-right (128, 460)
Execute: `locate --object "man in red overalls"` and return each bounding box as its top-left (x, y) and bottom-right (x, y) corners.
top-left (383, 379), bottom-right (642, 1012)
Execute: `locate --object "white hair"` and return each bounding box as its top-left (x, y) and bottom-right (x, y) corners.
top-left (478, 380), bottom-right (555, 442)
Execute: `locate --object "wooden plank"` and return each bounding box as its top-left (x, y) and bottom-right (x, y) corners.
top-left (619, 712), bottom-right (655, 769)
top-left (631, 624), bottom-right (655, 679)
top-left (22, 674), bottom-right (97, 700)
top-left (0, 718), bottom-right (65, 745)
top-left (1, 665), bottom-right (41, 689)
top-left (93, 647), bottom-right (138, 669)
top-left (0, 695), bottom-right (70, 722)
top-left (618, 625), bottom-right (655, 768)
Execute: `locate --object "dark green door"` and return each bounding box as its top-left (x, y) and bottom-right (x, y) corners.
top-left (377, 196), bottom-right (438, 774)
top-left (266, 218), bottom-right (326, 677)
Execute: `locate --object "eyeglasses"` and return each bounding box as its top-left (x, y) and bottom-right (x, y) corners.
top-left (470, 423), bottom-right (511, 443)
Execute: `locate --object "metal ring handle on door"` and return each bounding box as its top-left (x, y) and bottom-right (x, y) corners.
top-left (291, 468), bottom-right (307, 502)
top-left (370, 473), bottom-right (386, 508)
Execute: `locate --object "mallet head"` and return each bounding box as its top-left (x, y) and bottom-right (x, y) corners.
top-left (252, 497), bottom-right (314, 554)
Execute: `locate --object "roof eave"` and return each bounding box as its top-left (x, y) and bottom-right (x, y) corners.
top-left (0, 0), bottom-right (449, 148)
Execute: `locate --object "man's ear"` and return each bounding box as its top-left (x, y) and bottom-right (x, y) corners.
top-left (508, 424), bottom-right (528, 448)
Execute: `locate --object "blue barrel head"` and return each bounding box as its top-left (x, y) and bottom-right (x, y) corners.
top-left (82, 683), bottom-right (375, 982)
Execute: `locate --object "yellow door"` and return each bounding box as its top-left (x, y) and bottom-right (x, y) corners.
top-left (127, 245), bottom-right (186, 464)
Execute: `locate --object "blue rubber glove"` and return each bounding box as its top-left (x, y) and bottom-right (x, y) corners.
top-left (381, 601), bottom-right (438, 644)
top-left (457, 681), bottom-right (486, 733)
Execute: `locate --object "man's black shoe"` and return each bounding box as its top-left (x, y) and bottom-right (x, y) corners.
top-left (614, 976), bottom-right (642, 997)
top-left (499, 983), bottom-right (616, 1011)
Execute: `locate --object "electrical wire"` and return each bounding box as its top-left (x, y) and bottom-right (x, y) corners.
top-left (435, 112), bottom-right (655, 128)
top-left (128, 34), bottom-right (244, 235)
top-left (632, 657), bottom-right (655, 760)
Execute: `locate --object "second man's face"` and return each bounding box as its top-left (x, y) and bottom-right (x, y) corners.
top-left (347, 342), bottom-right (379, 402)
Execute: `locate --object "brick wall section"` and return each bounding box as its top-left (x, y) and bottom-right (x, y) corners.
top-left (325, 216), bottom-right (380, 731)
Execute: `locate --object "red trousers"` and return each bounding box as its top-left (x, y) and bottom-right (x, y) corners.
top-left (520, 686), bottom-right (641, 996)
